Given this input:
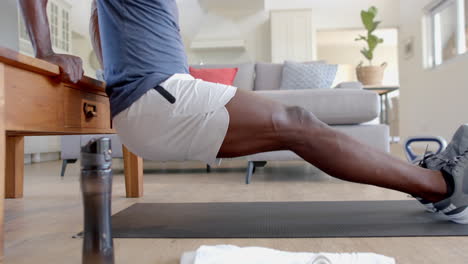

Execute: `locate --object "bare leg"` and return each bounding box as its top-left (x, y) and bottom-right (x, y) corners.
top-left (218, 89), bottom-right (447, 202)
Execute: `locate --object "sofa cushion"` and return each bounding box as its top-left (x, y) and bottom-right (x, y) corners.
top-left (190, 63), bottom-right (255, 91)
top-left (189, 67), bottom-right (238, 85)
top-left (280, 61), bottom-right (337, 90)
top-left (255, 89), bottom-right (380, 125)
top-left (335, 81), bottom-right (363, 89)
top-left (245, 124), bottom-right (389, 162)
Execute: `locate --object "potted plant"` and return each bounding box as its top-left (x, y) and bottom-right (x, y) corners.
top-left (355, 6), bottom-right (387, 85)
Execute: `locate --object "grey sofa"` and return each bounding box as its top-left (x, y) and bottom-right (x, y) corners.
top-left (61, 62), bottom-right (388, 182)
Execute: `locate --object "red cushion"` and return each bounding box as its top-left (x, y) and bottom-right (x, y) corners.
top-left (189, 67), bottom-right (238, 86)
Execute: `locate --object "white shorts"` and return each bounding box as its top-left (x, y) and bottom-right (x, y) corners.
top-left (113, 74), bottom-right (238, 165)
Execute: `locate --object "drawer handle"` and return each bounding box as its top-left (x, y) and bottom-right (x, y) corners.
top-left (83, 102), bottom-right (98, 119)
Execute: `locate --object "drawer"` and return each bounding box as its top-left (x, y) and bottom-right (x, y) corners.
top-left (5, 66), bottom-right (62, 131)
top-left (63, 87), bottom-right (111, 129)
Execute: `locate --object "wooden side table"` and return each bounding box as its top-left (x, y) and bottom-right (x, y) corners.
top-left (0, 46), bottom-right (145, 259)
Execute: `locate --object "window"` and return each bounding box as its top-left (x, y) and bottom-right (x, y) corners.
top-left (18, 12), bottom-right (29, 42)
top-left (61, 9), bottom-right (70, 51)
top-left (424, 0), bottom-right (467, 68)
top-left (18, 0), bottom-right (71, 55)
top-left (18, 14), bottom-right (34, 56)
top-left (49, 2), bottom-right (59, 48)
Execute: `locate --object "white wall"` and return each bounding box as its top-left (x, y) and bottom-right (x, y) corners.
top-left (178, 0), bottom-right (400, 64)
top-left (69, 0), bottom-right (98, 77)
top-left (267, 0), bottom-right (400, 29)
top-left (72, 33), bottom-right (98, 77)
top-left (0, 0), bottom-right (20, 51)
top-left (69, 0), bottom-right (93, 37)
top-left (317, 29), bottom-right (399, 85)
top-left (319, 45), bottom-right (399, 84)
top-left (178, 0), bottom-right (271, 64)
top-left (398, 0), bottom-right (468, 140)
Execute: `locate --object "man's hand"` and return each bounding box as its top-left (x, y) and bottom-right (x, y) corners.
top-left (19, 0), bottom-right (85, 83)
top-left (39, 53), bottom-right (84, 83)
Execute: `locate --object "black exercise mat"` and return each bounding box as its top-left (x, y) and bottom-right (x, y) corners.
top-left (110, 201), bottom-right (468, 238)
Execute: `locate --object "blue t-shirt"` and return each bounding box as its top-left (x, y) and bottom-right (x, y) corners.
top-left (96, 0), bottom-right (189, 118)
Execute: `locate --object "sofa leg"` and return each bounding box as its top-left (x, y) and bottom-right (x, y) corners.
top-left (206, 164), bottom-right (211, 173)
top-left (245, 161), bottom-right (267, 185)
top-left (61, 159), bottom-right (77, 177)
top-left (246, 161), bottom-right (255, 184)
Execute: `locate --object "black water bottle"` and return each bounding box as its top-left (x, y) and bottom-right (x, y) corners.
top-left (80, 138), bottom-right (115, 264)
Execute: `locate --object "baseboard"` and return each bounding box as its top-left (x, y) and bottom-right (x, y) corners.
top-left (24, 152), bottom-right (61, 164)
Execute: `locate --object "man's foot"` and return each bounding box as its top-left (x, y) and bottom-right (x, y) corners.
top-left (415, 125), bottom-right (468, 212)
top-left (434, 149), bottom-right (468, 224)
top-left (423, 124), bottom-right (468, 169)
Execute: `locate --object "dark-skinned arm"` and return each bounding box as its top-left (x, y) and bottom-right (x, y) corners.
top-left (18, 0), bottom-right (84, 83)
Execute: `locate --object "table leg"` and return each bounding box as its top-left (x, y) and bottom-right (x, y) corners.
top-left (379, 95), bottom-right (384, 124)
top-left (122, 145), bottom-right (143, 198)
top-left (385, 93), bottom-right (390, 125)
top-left (0, 63), bottom-right (6, 260)
top-left (5, 136), bottom-right (24, 199)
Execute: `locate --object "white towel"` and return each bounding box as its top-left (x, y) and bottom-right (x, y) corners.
top-left (180, 245), bottom-right (396, 264)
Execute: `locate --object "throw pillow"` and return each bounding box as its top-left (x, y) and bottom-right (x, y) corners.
top-left (190, 63), bottom-right (255, 91)
top-left (255, 61), bottom-right (325, 91)
top-left (280, 61), bottom-right (338, 90)
top-left (189, 67), bottom-right (239, 86)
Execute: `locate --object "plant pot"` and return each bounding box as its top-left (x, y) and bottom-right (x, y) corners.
top-left (356, 63), bottom-right (387, 86)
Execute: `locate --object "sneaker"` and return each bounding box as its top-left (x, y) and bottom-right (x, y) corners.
top-left (434, 149), bottom-right (468, 224)
top-left (424, 124), bottom-right (468, 169)
top-left (414, 196), bottom-right (438, 213)
top-left (415, 125), bottom-right (468, 212)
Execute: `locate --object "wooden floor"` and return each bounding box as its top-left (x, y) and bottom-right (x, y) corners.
top-left (4, 147), bottom-right (468, 264)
